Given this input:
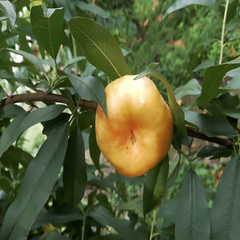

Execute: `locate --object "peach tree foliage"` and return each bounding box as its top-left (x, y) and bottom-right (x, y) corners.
top-left (0, 0), bottom-right (239, 240)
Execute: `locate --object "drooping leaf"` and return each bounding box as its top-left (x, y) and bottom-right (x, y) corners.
top-left (31, 6), bottom-right (64, 59)
top-left (161, 0), bottom-right (220, 22)
top-left (197, 57), bottom-right (240, 103)
top-left (1, 48), bottom-right (46, 74)
top-left (67, 74), bottom-right (107, 118)
top-left (0, 105), bottom-right (66, 157)
top-left (174, 78), bottom-right (202, 100)
top-left (63, 121), bottom-right (87, 208)
top-left (0, 118), bottom-right (69, 240)
top-left (0, 1), bottom-right (16, 31)
top-left (211, 155), bottom-right (240, 240)
top-left (75, 2), bottom-right (110, 19)
top-left (185, 111), bottom-right (237, 137)
top-left (89, 206), bottom-right (139, 240)
top-left (69, 17), bottom-right (131, 80)
top-left (89, 123), bottom-right (100, 171)
top-left (136, 69), bottom-right (187, 138)
top-left (175, 169), bottom-right (210, 240)
top-left (143, 156), bottom-right (169, 215)
top-left (0, 104), bottom-right (25, 118)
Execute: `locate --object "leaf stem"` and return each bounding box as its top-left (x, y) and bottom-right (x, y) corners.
top-left (72, 34), bottom-right (78, 75)
top-left (79, 204), bottom-right (86, 240)
top-left (149, 208), bottom-right (158, 240)
top-left (219, 0), bottom-right (230, 64)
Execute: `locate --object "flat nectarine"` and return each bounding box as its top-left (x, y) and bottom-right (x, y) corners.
top-left (95, 75), bottom-right (173, 177)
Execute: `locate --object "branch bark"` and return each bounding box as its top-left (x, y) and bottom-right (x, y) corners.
top-left (0, 93), bottom-right (233, 149)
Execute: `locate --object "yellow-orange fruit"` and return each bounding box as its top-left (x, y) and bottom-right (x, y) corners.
top-left (95, 75), bottom-right (173, 177)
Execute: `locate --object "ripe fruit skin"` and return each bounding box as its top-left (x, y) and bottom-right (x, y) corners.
top-left (95, 75), bottom-right (173, 177)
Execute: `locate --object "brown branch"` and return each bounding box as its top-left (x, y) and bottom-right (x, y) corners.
top-left (0, 93), bottom-right (234, 149)
top-left (0, 92), bottom-right (98, 110)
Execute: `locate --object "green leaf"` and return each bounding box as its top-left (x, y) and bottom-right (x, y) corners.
top-left (0, 105), bottom-right (65, 157)
top-left (197, 57), bottom-right (240, 103)
top-left (0, 1), bottom-right (16, 31)
top-left (0, 70), bottom-right (35, 89)
top-left (116, 196), bottom-right (143, 211)
top-left (1, 146), bottom-right (33, 169)
top-left (175, 169), bottom-right (210, 240)
top-left (31, 6), bottom-right (64, 59)
top-left (38, 232), bottom-right (71, 240)
top-left (161, 0), bottom-right (220, 22)
top-left (211, 155), bottom-right (240, 240)
top-left (185, 111), bottom-right (237, 137)
top-left (32, 211), bottom-right (83, 229)
top-left (193, 59), bottom-right (214, 72)
top-left (63, 122), bottom-right (87, 208)
top-left (219, 0), bottom-right (239, 23)
top-left (75, 2), bottom-right (110, 19)
top-left (166, 159), bottom-right (180, 189)
top-left (64, 56), bottom-right (85, 70)
top-left (0, 119), bottom-right (69, 240)
top-left (69, 17), bottom-right (131, 80)
top-left (143, 156), bottom-right (169, 215)
top-left (78, 110), bottom-right (95, 131)
top-left (197, 145), bottom-right (233, 159)
top-left (89, 123), bottom-right (100, 171)
top-left (1, 48), bottom-right (46, 74)
top-left (0, 104), bottom-right (25, 118)
top-left (174, 78), bottom-right (202, 100)
top-left (89, 206), bottom-right (139, 240)
top-left (136, 69), bottom-right (187, 138)
top-left (67, 74), bottom-right (107, 118)
top-left (0, 85), bottom-right (7, 101)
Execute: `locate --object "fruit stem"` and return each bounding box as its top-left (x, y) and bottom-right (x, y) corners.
top-left (219, 0), bottom-right (230, 64)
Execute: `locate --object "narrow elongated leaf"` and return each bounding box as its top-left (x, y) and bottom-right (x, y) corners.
top-left (0, 105), bottom-right (25, 118)
top-left (89, 123), bottom-right (100, 171)
top-left (0, 85), bottom-right (7, 101)
top-left (0, 119), bottom-right (69, 240)
top-left (175, 169), bottom-right (210, 240)
top-left (143, 156), bottom-right (169, 215)
top-left (116, 196), bottom-right (143, 211)
top-left (197, 58), bottom-right (240, 103)
top-left (211, 155), bottom-right (240, 240)
top-left (38, 232), bottom-right (71, 240)
top-left (31, 6), bottom-right (64, 59)
top-left (67, 74), bottom-right (107, 118)
top-left (89, 206), bottom-right (139, 240)
top-left (78, 110), bottom-right (95, 130)
top-left (174, 78), bottom-right (202, 100)
top-left (185, 111), bottom-right (237, 137)
top-left (63, 122), bottom-right (87, 208)
top-left (0, 105), bottom-right (65, 157)
top-left (75, 2), bottom-right (110, 19)
top-left (197, 145), bottom-right (233, 159)
top-left (1, 146), bottom-right (33, 168)
top-left (64, 56), bottom-right (85, 70)
top-left (1, 48), bottom-right (46, 74)
top-left (136, 69), bottom-right (187, 137)
top-left (161, 0), bottom-right (220, 22)
top-left (69, 17), bottom-right (131, 80)
top-left (32, 212), bottom-right (83, 229)
top-left (0, 1), bottom-right (16, 31)
top-left (166, 159), bottom-right (180, 189)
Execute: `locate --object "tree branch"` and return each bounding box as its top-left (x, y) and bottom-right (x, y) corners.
top-left (0, 93), bottom-right (233, 149)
